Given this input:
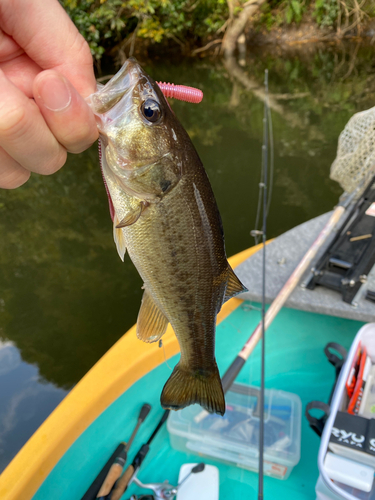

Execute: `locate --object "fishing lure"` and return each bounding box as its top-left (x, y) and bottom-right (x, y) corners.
top-left (156, 82), bottom-right (203, 104)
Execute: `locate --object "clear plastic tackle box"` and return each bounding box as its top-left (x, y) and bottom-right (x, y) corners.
top-left (167, 383), bottom-right (301, 480)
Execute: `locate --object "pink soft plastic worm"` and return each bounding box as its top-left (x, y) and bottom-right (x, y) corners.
top-left (157, 82), bottom-right (203, 103)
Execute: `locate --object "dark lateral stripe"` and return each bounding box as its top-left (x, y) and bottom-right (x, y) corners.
top-left (221, 356), bottom-right (246, 394)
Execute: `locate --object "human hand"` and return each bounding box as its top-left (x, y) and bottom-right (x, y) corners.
top-left (0, 0), bottom-right (99, 189)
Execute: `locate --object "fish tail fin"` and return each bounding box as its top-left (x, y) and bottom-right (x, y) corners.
top-left (160, 361), bottom-right (225, 416)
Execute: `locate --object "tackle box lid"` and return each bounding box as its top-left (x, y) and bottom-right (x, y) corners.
top-left (167, 383), bottom-right (302, 467)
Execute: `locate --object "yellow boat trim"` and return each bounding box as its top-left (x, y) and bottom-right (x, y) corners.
top-left (0, 243), bottom-right (264, 500)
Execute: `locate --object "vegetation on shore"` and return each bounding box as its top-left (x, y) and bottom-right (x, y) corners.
top-left (61, 0), bottom-right (375, 62)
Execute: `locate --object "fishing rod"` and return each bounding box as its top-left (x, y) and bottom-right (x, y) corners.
top-left (96, 403), bottom-right (151, 498)
top-left (256, 68), bottom-right (270, 500)
top-left (81, 443), bottom-right (127, 500)
top-left (110, 410), bottom-right (170, 500)
top-left (81, 403), bottom-right (151, 500)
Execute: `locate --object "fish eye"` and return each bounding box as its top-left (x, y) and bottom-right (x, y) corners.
top-left (141, 99), bottom-right (162, 123)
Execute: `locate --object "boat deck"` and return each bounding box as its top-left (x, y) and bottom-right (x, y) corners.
top-left (32, 302), bottom-right (363, 500)
top-left (236, 212), bottom-right (375, 323)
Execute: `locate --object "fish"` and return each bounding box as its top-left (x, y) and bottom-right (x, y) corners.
top-left (87, 57), bottom-right (247, 416)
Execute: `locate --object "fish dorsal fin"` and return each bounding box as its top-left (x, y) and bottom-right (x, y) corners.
top-left (116, 202), bottom-right (145, 228)
top-left (224, 266), bottom-right (248, 302)
top-left (137, 289), bottom-right (169, 343)
top-left (113, 214), bottom-right (127, 261)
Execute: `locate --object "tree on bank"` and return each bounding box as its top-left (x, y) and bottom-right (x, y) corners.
top-left (61, 0), bottom-right (375, 63)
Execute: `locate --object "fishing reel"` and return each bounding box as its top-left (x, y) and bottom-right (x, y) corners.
top-left (127, 463), bottom-right (205, 500)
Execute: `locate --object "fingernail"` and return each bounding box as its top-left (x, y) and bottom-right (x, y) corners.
top-left (38, 74), bottom-right (71, 112)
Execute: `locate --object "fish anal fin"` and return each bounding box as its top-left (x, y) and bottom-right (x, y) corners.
top-left (160, 361), bottom-right (225, 416)
top-left (116, 202), bottom-right (146, 229)
top-left (137, 289), bottom-right (169, 343)
top-left (113, 214), bottom-right (127, 261)
top-left (224, 265), bottom-right (248, 302)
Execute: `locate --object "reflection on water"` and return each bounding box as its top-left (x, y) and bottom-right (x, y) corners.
top-left (0, 342), bottom-right (67, 472)
top-left (1, 42), bottom-right (375, 470)
top-left (0, 341), bottom-right (20, 376)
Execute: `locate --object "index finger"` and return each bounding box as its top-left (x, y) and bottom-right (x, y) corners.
top-left (0, 0), bottom-right (96, 96)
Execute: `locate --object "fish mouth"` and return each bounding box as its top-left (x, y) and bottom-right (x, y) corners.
top-left (87, 57), bottom-right (142, 116)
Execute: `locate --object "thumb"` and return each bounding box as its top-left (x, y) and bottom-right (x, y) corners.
top-left (34, 69), bottom-right (98, 154)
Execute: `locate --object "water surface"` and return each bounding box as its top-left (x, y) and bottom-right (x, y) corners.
top-left (1, 41), bottom-right (375, 471)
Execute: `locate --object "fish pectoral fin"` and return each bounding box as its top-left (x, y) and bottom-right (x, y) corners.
top-left (161, 361), bottom-right (225, 416)
top-left (113, 214), bottom-right (127, 261)
top-left (137, 289), bottom-right (169, 343)
top-left (115, 202), bottom-right (146, 229)
top-left (224, 265), bottom-right (248, 302)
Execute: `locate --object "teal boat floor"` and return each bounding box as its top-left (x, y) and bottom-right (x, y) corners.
top-left (33, 303), bottom-right (364, 500)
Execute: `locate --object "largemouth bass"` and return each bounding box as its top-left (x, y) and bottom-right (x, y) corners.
top-left (88, 58), bottom-right (247, 415)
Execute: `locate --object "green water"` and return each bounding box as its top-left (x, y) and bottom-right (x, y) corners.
top-left (0, 41), bottom-right (374, 471)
